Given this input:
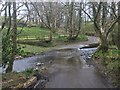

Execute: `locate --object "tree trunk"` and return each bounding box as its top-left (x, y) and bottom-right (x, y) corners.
top-left (99, 35), bottom-right (109, 52)
top-left (74, 2), bottom-right (82, 39)
top-left (6, 2), bottom-right (17, 72)
top-left (92, 2), bottom-right (100, 37)
top-left (68, 2), bottom-right (74, 40)
top-left (48, 29), bottom-right (52, 42)
top-left (118, 1), bottom-right (120, 50)
top-left (12, 2), bottom-right (17, 52)
top-left (7, 2), bottom-right (11, 35)
top-left (6, 57), bottom-right (14, 73)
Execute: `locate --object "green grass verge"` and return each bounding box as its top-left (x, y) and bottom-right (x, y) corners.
top-left (93, 49), bottom-right (120, 87)
top-left (17, 26), bottom-right (88, 40)
top-left (17, 27), bottom-right (59, 40)
top-left (20, 44), bottom-right (53, 55)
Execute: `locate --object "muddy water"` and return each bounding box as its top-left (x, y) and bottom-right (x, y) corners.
top-left (13, 48), bottom-right (77, 72)
top-left (44, 49), bottom-right (112, 88)
top-left (12, 36), bottom-right (99, 72)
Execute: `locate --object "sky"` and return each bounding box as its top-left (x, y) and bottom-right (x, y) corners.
top-left (0, 0), bottom-right (119, 25)
top-left (0, 0), bottom-right (119, 2)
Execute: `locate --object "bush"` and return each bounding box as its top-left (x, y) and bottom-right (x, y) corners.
top-left (56, 35), bottom-right (67, 41)
top-left (17, 40), bottom-right (53, 47)
top-left (107, 60), bottom-right (120, 86)
top-left (78, 35), bottom-right (88, 41)
top-left (17, 22), bottom-right (27, 27)
top-left (81, 22), bottom-right (95, 36)
top-left (2, 35), bottom-right (13, 69)
top-left (93, 49), bottom-right (120, 87)
top-left (22, 68), bottom-right (35, 78)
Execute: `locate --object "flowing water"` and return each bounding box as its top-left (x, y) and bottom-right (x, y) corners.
top-left (12, 36), bottom-right (98, 72)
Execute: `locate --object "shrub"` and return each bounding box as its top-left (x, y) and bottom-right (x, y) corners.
top-left (22, 68), bottom-right (35, 78)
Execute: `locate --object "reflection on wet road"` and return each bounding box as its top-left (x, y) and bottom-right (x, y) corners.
top-left (45, 49), bottom-right (112, 88)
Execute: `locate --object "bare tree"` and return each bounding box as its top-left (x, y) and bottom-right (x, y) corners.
top-left (82, 2), bottom-right (118, 52)
top-left (30, 2), bottom-right (54, 42)
top-left (64, 2), bottom-right (82, 40)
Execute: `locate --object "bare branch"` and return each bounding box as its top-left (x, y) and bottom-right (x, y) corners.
top-left (94, 2), bottom-right (102, 36)
top-left (16, 3), bottom-right (25, 10)
top-left (80, 6), bottom-right (93, 21)
top-left (0, 3), bottom-right (7, 15)
top-left (107, 4), bottom-right (117, 18)
top-left (30, 2), bottom-right (50, 29)
top-left (106, 17), bottom-right (118, 37)
top-left (17, 15), bottom-right (29, 35)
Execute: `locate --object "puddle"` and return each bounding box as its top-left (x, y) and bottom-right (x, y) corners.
top-left (45, 54), bottom-right (112, 88)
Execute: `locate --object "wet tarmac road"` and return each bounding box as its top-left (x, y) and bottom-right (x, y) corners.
top-left (45, 49), bottom-right (112, 88)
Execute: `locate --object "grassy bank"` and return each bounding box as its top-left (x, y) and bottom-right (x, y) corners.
top-left (93, 48), bottom-right (120, 88)
top-left (18, 34), bottom-right (88, 57)
top-left (17, 27), bottom-right (50, 40)
top-left (17, 27), bottom-right (88, 41)
top-left (18, 44), bottom-right (53, 57)
top-left (16, 27), bottom-right (88, 57)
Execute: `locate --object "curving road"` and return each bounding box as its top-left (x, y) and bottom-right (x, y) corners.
top-left (58, 36), bottom-right (100, 49)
